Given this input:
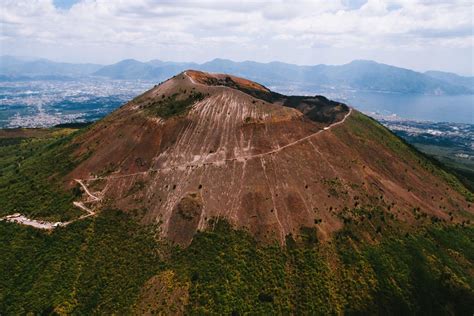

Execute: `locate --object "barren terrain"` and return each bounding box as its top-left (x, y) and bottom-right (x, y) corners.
top-left (57, 71), bottom-right (472, 246)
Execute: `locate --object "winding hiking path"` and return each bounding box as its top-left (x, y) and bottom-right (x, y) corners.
top-left (82, 107), bottom-right (352, 182)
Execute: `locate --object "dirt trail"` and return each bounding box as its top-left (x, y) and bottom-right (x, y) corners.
top-left (239, 107), bottom-right (352, 159)
top-left (82, 107), bottom-right (352, 182)
top-left (1, 181), bottom-right (98, 230)
top-left (74, 179), bottom-right (100, 201)
top-left (0, 213), bottom-right (63, 229)
top-left (1, 204), bottom-right (96, 230)
top-left (73, 201), bottom-right (94, 215)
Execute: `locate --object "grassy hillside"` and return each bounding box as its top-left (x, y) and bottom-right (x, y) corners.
top-left (0, 210), bottom-right (160, 314)
top-left (411, 143), bottom-right (474, 192)
top-left (1, 214), bottom-right (472, 314)
top-left (334, 112), bottom-right (473, 203)
top-left (0, 128), bottom-right (88, 221)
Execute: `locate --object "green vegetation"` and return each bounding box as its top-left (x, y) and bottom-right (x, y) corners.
top-left (321, 177), bottom-right (348, 198)
top-left (0, 137), bottom-right (23, 147)
top-left (53, 122), bottom-right (94, 129)
top-left (0, 128), bottom-right (87, 221)
top-left (337, 112), bottom-right (473, 202)
top-left (171, 221), bottom-right (474, 314)
top-left (338, 226), bottom-right (474, 315)
top-left (0, 210), bottom-right (160, 314)
top-left (413, 143), bottom-right (474, 192)
top-left (145, 91), bottom-right (205, 118)
top-left (1, 214), bottom-right (472, 314)
top-left (1, 115), bottom-right (473, 314)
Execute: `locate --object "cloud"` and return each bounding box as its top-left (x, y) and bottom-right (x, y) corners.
top-left (0, 0), bottom-right (472, 74)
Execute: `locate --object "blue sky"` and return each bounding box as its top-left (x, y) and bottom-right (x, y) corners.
top-left (1, 0), bottom-right (473, 75)
top-left (52, 0), bottom-right (78, 10)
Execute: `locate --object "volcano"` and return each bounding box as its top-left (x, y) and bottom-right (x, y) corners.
top-left (2, 70), bottom-right (473, 315)
top-left (63, 70), bottom-right (472, 246)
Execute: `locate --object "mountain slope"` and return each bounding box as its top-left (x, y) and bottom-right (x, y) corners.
top-left (425, 70), bottom-right (474, 92)
top-left (1, 71), bottom-right (473, 314)
top-left (92, 59), bottom-right (155, 79)
top-left (305, 60), bottom-right (472, 94)
top-left (0, 55), bottom-right (102, 78)
top-left (93, 59), bottom-right (198, 80)
top-left (58, 70), bottom-right (471, 246)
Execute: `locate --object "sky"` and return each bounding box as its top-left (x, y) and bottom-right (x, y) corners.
top-left (1, 0), bottom-right (473, 75)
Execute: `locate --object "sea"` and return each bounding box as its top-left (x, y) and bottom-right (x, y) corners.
top-left (336, 92), bottom-right (473, 124)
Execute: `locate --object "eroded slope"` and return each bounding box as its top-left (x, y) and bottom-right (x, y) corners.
top-left (65, 71), bottom-right (472, 246)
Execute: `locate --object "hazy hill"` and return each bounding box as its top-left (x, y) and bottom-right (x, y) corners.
top-left (425, 70), bottom-right (474, 91)
top-left (0, 55), bottom-right (101, 78)
top-left (93, 58), bottom-right (198, 80)
top-left (1, 55), bottom-right (472, 95)
top-left (305, 60), bottom-right (472, 94)
top-left (92, 59), bottom-right (156, 79)
top-left (93, 58), bottom-right (472, 95)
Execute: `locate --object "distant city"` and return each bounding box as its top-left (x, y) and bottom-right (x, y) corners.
top-left (0, 79), bottom-right (154, 128)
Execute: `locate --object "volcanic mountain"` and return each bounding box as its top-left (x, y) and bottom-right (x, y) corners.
top-left (2, 70), bottom-right (474, 314)
top-left (64, 70), bottom-right (471, 246)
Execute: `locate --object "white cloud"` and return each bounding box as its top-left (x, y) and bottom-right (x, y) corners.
top-left (0, 0), bottom-right (472, 74)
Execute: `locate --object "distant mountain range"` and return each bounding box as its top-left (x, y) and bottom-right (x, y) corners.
top-left (424, 70), bottom-right (474, 92)
top-left (0, 55), bottom-right (101, 79)
top-left (1, 55), bottom-right (472, 95)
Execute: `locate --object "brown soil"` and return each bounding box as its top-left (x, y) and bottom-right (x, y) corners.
top-left (66, 70), bottom-right (472, 246)
top-left (0, 127), bottom-right (75, 139)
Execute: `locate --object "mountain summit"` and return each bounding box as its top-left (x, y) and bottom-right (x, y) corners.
top-left (63, 70), bottom-right (471, 246)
